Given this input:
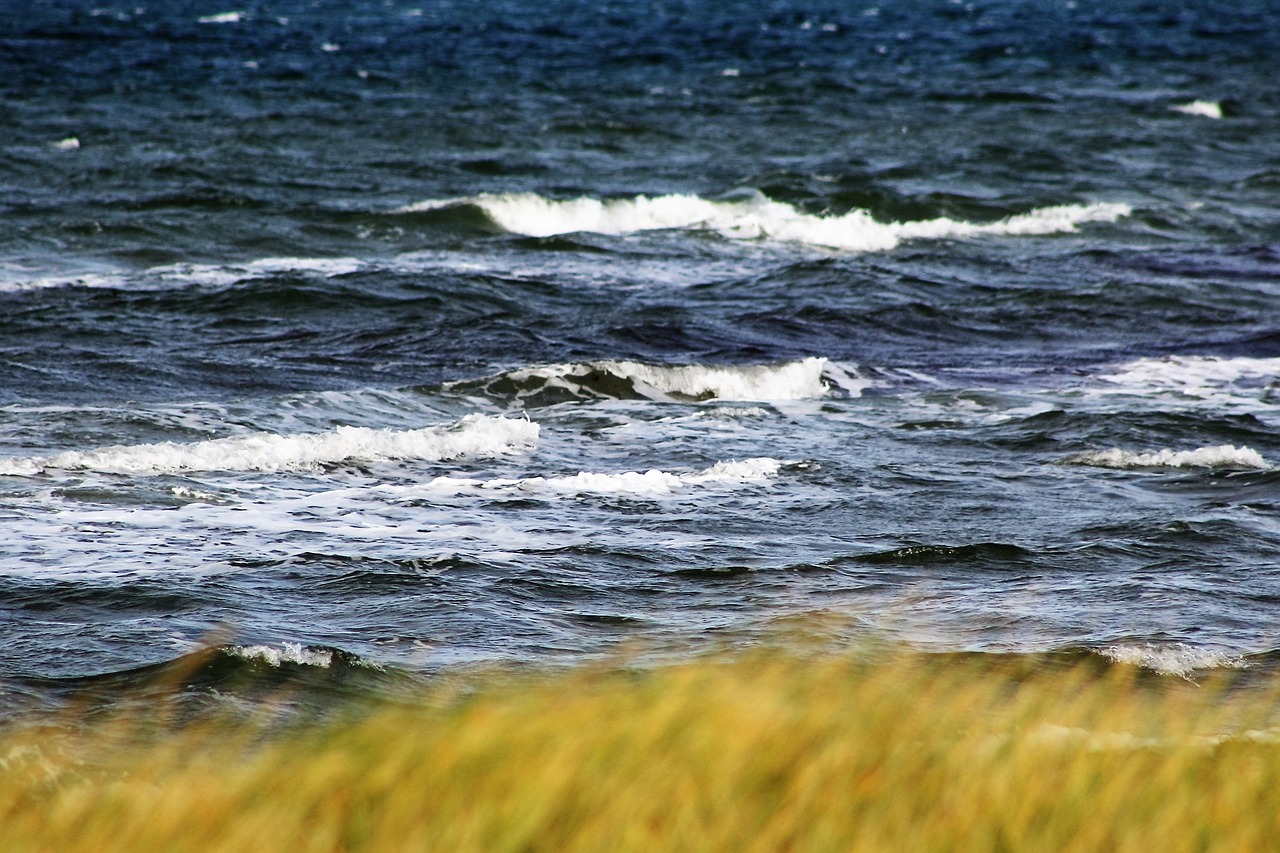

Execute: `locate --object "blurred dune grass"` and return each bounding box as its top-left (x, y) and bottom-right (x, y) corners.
top-left (2, 645), bottom-right (1279, 851)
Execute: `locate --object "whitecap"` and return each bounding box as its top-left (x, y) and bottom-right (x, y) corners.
top-left (170, 486), bottom-right (224, 502)
top-left (1, 256), bottom-right (366, 293)
top-left (392, 192), bottom-right (1130, 253)
top-left (1068, 445), bottom-right (1267, 470)
top-left (451, 357), bottom-right (874, 402)
top-left (228, 642), bottom-right (332, 667)
top-left (1089, 355), bottom-right (1280, 410)
top-left (1170, 100), bottom-right (1223, 119)
top-left (0, 414), bottom-right (538, 476)
top-left (198, 11), bottom-right (243, 24)
top-left (1100, 643), bottom-right (1246, 677)
top-left (416, 457), bottom-right (783, 498)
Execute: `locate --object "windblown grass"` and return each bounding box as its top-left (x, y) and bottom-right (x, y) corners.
top-left (3, 646), bottom-right (1280, 851)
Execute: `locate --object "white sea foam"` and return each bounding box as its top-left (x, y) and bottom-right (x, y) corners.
top-left (53, 137), bottom-right (80, 151)
top-left (460, 357), bottom-right (872, 402)
top-left (1171, 100), bottom-right (1223, 119)
top-left (2, 251), bottom-right (767, 294)
top-left (418, 457), bottom-right (782, 498)
top-left (1100, 643), bottom-right (1246, 678)
top-left (229, 642), bottom-right (332, 667)
top-left (178, 256), bottom-right (366, 282)
top-left (393, 192), bottom-right (1130, 252)
top-left (1090, 356), bottom-right (1280, 410)
top-left (1, 256), bottom-right (366, 293)
top-left (1069, 445), bottom-right (1268, 470)
top-left (170, 486), bottom-right (224, 502)
top-left (0, 414), bottom-right (538, 476)
top-left (198, 11), bottom-right (243, 24)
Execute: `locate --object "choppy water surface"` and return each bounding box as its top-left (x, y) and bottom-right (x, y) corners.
top-left (3, 0), bottom-right (1280, 703)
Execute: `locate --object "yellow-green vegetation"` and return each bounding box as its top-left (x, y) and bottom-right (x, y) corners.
top-left (3, 646), bottom-right (1280, 851)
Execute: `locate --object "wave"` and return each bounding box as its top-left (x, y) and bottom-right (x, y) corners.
top-left (1091, 356), bottom-right (1280, 406)
top-left (392, 191), bottom-right (1131, 252)
top-left (0, 414), bottom-right (538, 476)
top-left (198, 10), bottom-right (244, 24)
top-left (446, 357), bottom-right (873, 404)
top-left (0, 256), bottom-right (368, 293)
top-left (414, 458), bottom-right (782, 498)
top-left (1067, 445), bottom-right (1268, 470)
top-left (1170, 100), bottom-right (1223, 119)
top-left (1099, 643), bottom-right (1246, 678)
top-left (850, 542), bottom-right (1032, 566)
top-left (7, 643), bottom-right (412, 717)
top-left (228, 642), bottom-right (350, 668)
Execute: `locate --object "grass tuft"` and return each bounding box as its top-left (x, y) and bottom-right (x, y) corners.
top-left (2, 646), bottom-right (1280, 851)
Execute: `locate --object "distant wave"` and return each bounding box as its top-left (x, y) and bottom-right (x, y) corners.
top-left (446, 357), bottom-right (874, 404)
top-left (414, 457), bottom-right (782, 498)
top-left (1170, 100), bottom-right (1223, 119)
top-left (1067, 445), bottom-right (1268, 470)
top-left (0, 256), bottom-right (368, 293)
top-left (392, 192), bottom-right (1131, 252)
top-left (0, 414), bottom-right (537, 476)
top-left (198, 10), bottom-right (244, 24)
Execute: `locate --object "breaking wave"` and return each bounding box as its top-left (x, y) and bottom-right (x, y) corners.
top-left (413, 457), bottom-right (782, 498)
top-left (0, 256), bottom-right (368, 293)
top-left (1090, 356), bottom-right (1280, 408)
top-left (1100, 643), bottom-right (1247, 678)
top-left (1068, 445), bottom-right (1268, 470)
top-left (393, 191), bottom-right (1131, 252)
top-left (228, 642), bottom-right (342, 668)
top-left (1170, 100), bottom-right (1223, 119)
top-left (446, 357), bottom-right (873, 404)
top-left (0, 414), bottom-right (538, 476)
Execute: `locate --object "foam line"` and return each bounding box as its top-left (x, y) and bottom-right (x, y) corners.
top-left (452, 357), bottom-right (875, 402)
top-left (0, 414), bottom-right (538, 476)
top-left (394, 192), bottom-right (1130, 252)
top-left (415, 457), bottom-right (782, 498)
top-left (1068, 445), bottom-right (1267, 470)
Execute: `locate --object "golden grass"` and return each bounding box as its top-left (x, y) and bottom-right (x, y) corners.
top-left (3, 646), bottom-right (1280, 851)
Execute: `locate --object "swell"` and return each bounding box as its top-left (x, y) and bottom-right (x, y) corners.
top-left (4, 642), bottom-right (1273, 725)
top-left (2, 644), bottom-right (423, 719)
top-left (969, 409), bottom-right (1279, 454)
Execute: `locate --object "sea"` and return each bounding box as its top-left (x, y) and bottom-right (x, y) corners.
top-left (2, 0), bottom-right (1279, 710)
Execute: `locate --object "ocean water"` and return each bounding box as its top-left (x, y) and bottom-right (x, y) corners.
top-left (3, 0), bottom-right (1280, 706)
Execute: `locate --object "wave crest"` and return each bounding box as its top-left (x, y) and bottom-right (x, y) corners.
top-left (1100, 643), bottom-right (1246, 677)
top-left (447, 357), bottom-right (872, 404)
top-left (1068, 445), bottom-right (1267, 470)
top-left (417, 457), bottom-right (782, 498)
top-left (1091, 356), bottom-right (1280, 407)
top-left (0, 414), bottom-right (538, 476)
top-left (228, 642), bottom-right (337, 668)
top-left (393, 192), bottom-right (1130, 252)
top-left (1170, 100), bottom-right (1223, 119)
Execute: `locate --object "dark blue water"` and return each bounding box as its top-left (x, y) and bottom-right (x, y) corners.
top-left (2, 0), bottom-right (1280, 704)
